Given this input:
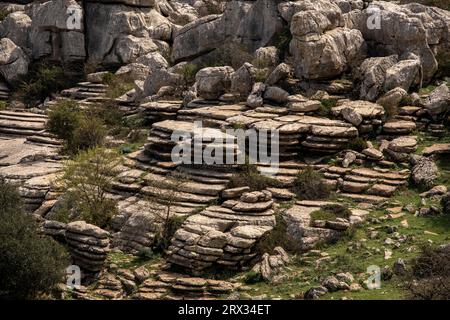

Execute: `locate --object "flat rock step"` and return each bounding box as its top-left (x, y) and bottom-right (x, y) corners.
top-left (0, 110), bottom-right (47, 119)
top-left (339, 193), bottom-right (389, 203)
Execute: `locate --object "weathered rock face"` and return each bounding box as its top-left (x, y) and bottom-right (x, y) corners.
top-left (0, 11), bottom-right (32, 51)
top-left (252, 247), bottom-right (290, 283)
top-left (347, 1), bottom-right (447, 82)
top-left (422, 84), bottom-right (450, 119)
top-left (167, 190), bottom-right (276, 272)
top-left (411, 156), bottom-right (439, 189)
top-left (88, 0), bottom-right (155, 6)
top-left (195, 66), bottom-right (234, 100)
top-left (283, 201), bottom-right (369, 251)
top-left (65, 221), bottom-right (111, 273)
top-left (171, 0), bottom-right (284, 63)
top-left (0, 38), bottom-right (29, 85)
top-left (26, 0), bottom-right (85, 63)
top-left (85, 2), bottom-right (171, 65)
top-left (287, 0), bottom-right (366, 80)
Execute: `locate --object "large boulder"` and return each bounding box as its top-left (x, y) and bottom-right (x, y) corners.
top-left (287, 1), bottom-right (366, 80)
top-left (26, 0), bottom-right (85, 63)
top-left (85, 2), bottom-right (172, 65)
top-left (422, 84), bottom-right (450, 119)
top-left (230, 62), bottom-right (255, 97)
top-left (354, 55), bottom-right (398, 101)
top-left (384, 58), bottom-right (422, 92)
top-left (143, 67), bottom-right (183, 97)
top-left (0, 11), bottom-right (31, 51)
top-left (195, 66), bottom-right (234, 100)
top-left (411, 156), bottom-right (439, 189)
top-left (0, 38), bottom-right (29, 85)
top-left (347, 1), bottom-right (445, 82)
top-left (171, 0), bottom-right (284, 63)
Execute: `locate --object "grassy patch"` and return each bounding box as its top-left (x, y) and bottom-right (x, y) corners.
top-left (310, 204), bottom-right (352, 224)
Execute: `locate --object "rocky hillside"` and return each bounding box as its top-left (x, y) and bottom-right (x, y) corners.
top-left (0, 0), bottom-right (449, 300)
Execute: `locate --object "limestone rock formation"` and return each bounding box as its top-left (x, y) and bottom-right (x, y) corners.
top-left (0, 38), bottom-right (29, 85)
top-left (66, 221), bottom-right (111, 273)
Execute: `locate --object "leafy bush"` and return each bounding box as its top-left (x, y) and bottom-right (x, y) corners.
top-left (154, 215), bottom-right (187, 252)
top-left (15, 61), bottom-right (76, 105)
top-left (292, 167), bottom-right (332, 200)
top-left (405, 244), bottom-right (450, 300)
top-left (103, 73), bottom-right (134, 99)
top-left (0, 8), bottom-right (10, 22)
top-left (0, 101), bottom-right (7, 110)
top-left (255, 214), bottom-right (302, 254)
top-left (318, 98), bottom-right (338, 117)
top-left (68, 116), bottom-right (107, 153)
top-left (228, 163), bottom-right (281, 191)
top-left (0, 179), bottom-right (69, 299)
top-left (46, 99), bottom-right (81, 142)
top-left (57, 148), bottom-right (122, 228)
top-left (243, 271), bottom-right (263, 284)
top-left (310, 204), bottom-right (351, 224)
top-left (180, 63), bottom-right (198, 87)
top-left (47, 100), bottom-right (107, 154)
top-left (346, 137), bottom-right (368, 152)
top-left (274, 25), bottom-right (292, 59)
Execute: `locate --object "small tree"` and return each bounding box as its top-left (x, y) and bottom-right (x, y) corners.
top-left (0, 179), bottom-right (69, 299)
top-left (143, 171), bottom-right (189, 251)
top-left (57, 148), bottom-right (122, 228)
top-left (405, 244), bottom-right (450, 300)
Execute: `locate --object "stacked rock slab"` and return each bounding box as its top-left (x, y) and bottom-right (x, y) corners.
top-left (0, 81), bottom-right (10, 100)
top-left (134, 271), bottom-right (237, 300)
top-left (140, 100), bottom-right (182, 123)
top-left (283, 200), bottom-right (369, 251)
top-left (66, 221), bottom-right (110, 274)
top-left (177, 104), bottom-right (247, 128)
top-left (331, 100), bottom-right (385, 134)
top-left (144, 119), bottom-right (241, 164)
top-left (167, 190), bottom-right (276, 273)
top-left (383, 136), bottom-right (418, 162)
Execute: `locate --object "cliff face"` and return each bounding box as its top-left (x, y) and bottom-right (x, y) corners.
top-left (1, 1), bottom-right (449, 85)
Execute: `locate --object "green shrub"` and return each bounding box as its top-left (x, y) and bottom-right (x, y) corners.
top-left (406, 244), bottom-right (450, 300)
top-left (310, 204), bottom-right (351, 224)
top-left (0, 101), bottom-right (7, 110)
top-left (228, 163), bottom-right (281, 191)
top-left (57, 148), bottom-right (122, 228)
top-left (274, 25), bottom-right (292, 60)
top-left (0, 179), bottom-right (69, 299)
top-left (180, 63), bottom-right (198, 87)
top-left (154, 215), bottom-right (187, 252)
top-left (15, 61), bottom-right (76, 105)
top-left (254, 69), bottom-right (269, 83)
top-left (292, 167), bottom-right (332, 200)
top-left (46, 99), bottom-right (81, 142)
top-left (103, 73), bottom-right (134, 99)
top-left (318, 98), bottom-right (338, 117)
top-left (255, 214), bottom-right (302, 254)
top-left (243, 271), bottom-right (263, 284)
top-left (0, 9), bottom-right (10, 22)
top-left (68, 116), bottom-right (107, 153)
top-left (435, 51), bottom-right (450, 80)
top-left (346, 137), bottom-right (368, 152)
